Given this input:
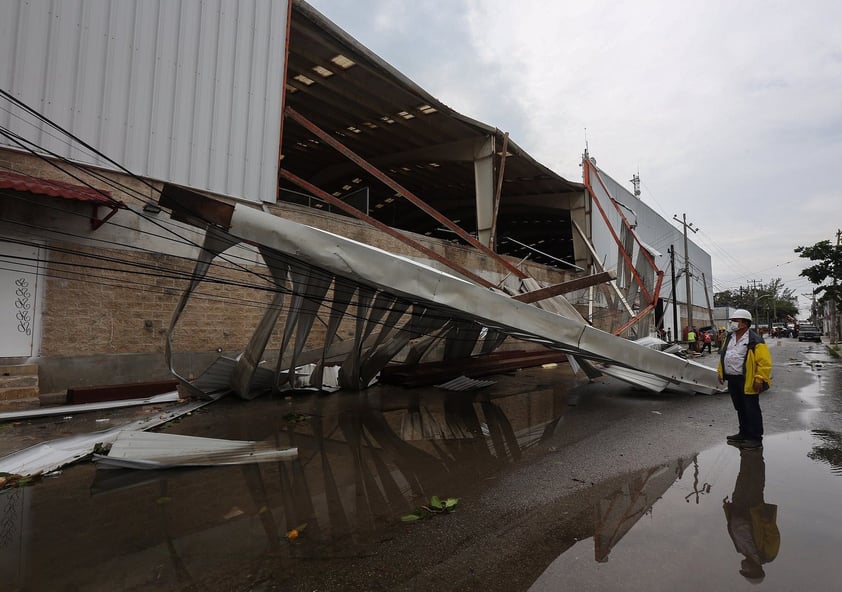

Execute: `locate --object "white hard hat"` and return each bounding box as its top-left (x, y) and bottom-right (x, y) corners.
top-left (731, 308), bottom-right (752, 322)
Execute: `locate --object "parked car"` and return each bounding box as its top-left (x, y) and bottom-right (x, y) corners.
top-left (797, 325), bottom-right (822, 342)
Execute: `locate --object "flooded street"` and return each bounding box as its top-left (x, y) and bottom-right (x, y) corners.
top-left (1, 338), bottom-right (840, 591)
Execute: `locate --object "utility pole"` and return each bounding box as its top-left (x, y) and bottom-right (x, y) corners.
top-left (673, 214), bottom-right (698, 337)
top-left (747, 279), bottom-right (762, 325)
top-left (802, 292), bottom-right (817, 324)
top-left (669, 245), bottom-right (679, 341)
top-left (702, 272), bottom-right (716, 330)
top-left (630, 172), bottom-right (641, 197)
top-left (832, 228), bottom-right (840, 344)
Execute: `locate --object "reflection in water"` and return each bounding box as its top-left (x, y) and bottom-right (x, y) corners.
top-left (683, 457), bottom-right (713, 504)
top-left (808, 429), bottom-right (842, 476)
top-left (0, 386), bottom-right (568, 590)
top-left (0, 487), bottom-right (24, 585)
top-left (1, 380), bottom-right (740, 591)
top-left (594, 457), bottom-right (693, 562)
top-left (723, 448), bottom-right (780, 583)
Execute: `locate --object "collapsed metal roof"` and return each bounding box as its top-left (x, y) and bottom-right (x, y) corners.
top-left (160, 188), bottom-right (722, 397)
top-left (281, 0), bottom-right (583, 269)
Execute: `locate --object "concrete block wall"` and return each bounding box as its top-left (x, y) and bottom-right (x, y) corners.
top-left (0, 363), bottom-right (38, 401)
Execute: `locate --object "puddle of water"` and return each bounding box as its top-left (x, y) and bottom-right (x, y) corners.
top-left (0, 376), bottom-right (574, 591)
top-left (529, 431), bottom-right (842, 591)
top-left (1, 349), bottom-right (839, 591)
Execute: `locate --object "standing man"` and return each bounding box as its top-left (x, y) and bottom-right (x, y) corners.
top-left (702, 330), bottom-right (713, 353)
top-left (717, 309), bottom-right (773, 449)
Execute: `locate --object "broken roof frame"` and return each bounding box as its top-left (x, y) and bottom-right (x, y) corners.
top-left (284, 0), bottom-right (586, 274)
top-left (281, 106), bottom-right (659, 340)
top-left (279, 112), bottom-right (609, 320)
top-left (582, 159), bottom-right (665, 336)
top-left (281, 10), bottom-right (655, 337)
top-left (161, 187), bottom-right (721, 397)
top-left (285, 106), bottom-right (528, 282)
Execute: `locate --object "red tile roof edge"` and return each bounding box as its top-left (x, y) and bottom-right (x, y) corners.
top-left (0, 170), bottom-right (117, 205)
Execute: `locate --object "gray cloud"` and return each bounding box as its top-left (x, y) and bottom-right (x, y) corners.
top-left (309, 0), bottom-right (842, 313)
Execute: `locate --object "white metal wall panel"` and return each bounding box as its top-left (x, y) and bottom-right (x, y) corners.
top-left (0, 0), bottom-right (288, 203)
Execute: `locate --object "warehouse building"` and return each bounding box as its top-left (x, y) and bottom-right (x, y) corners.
top-left (0, 0), bottom-right (713, 400)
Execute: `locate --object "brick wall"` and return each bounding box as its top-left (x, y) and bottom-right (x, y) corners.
top-left (2, 149), bottom-right (578, 393)
top-left (38, 241), bottom-right (344, 356)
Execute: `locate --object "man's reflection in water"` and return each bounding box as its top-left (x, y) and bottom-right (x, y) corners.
top-left (723, 448), bottom-right (781, 583)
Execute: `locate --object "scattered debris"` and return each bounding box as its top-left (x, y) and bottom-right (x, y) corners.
top-left (0, 472), bottom-right (34, 490)
top-left (282, 412), bottom-right (310, 424)
top-left (401, 496), bottom-right (460, 522)
top-left (92, 431), bottom-right (298, 469)
top-left (224, 507), bottom-right (245, 520)
top-left (435, 375), bottom-right (496, 391)
top-left (66, 379), bottom-right (180, 404)
top-left (599, 365), bottom-right (670, 393)
top-left (0, 391), bottom-right (181, 423)
top-left (285, 523), bottom-right (308, 541)
top-left (0, 397), bottom-right (214, 478)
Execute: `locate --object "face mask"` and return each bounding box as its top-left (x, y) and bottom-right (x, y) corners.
top-left (728, 321), bottom-right (741, 332)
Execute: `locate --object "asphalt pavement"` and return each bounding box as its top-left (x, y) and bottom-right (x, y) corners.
top-left (1, 337), bottom-right (839, 591)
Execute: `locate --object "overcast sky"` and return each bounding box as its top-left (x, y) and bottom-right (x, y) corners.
top-left (308, 0), bottom-right (842, 316)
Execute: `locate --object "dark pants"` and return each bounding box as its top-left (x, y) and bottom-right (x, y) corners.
top-left (727, 375), bottom-right (763, 440)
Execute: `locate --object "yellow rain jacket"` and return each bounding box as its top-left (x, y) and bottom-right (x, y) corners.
top-left (717, 329), bottom-right (772, 394)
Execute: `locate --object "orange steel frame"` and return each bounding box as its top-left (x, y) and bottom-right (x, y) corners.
top-left (284, 107), bottom-right (528, 281)
top-left (279, 168), bottom-right (497, 289)
top-left (582, 159), bottom-right (664, 335)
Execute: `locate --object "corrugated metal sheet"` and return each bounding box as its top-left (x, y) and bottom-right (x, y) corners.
top-left (0, 397), bottom-right (214, 477)
top-left (93, 431), bottom-right (298, 469)
top-left (0, 0), bottom-right (288, 203)
top-left (0, 391), bottom-right (179, 422)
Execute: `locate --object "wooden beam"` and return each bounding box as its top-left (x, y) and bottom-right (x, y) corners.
top-left (512, 271), bottom-right (616, 304)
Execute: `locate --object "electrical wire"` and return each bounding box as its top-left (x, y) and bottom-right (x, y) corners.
top-left (1, 93), bottom-right (641, 350)
top-left (1, 226), bottom-right (490, 349)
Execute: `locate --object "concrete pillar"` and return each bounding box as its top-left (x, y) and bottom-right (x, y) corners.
top-left (473, 135), bottom-right (495, 247)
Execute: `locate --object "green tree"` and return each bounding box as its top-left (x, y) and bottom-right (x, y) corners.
top-left (795, 239), bottom-right (842, 304)
top-left (795, 236), bottom-right (842, 341)
top-left (713, 278), bottom-right (797, 324)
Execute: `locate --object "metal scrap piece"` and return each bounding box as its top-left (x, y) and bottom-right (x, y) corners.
top-left (0, 392), bottom-right (180, 423)
top-left (0, 398), bottom-right (214, 478)
top-left (93, 431), bottom-right (297, 469)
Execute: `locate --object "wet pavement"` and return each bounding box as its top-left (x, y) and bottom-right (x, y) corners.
top-left (1, 338), bottom-right (840, 591)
